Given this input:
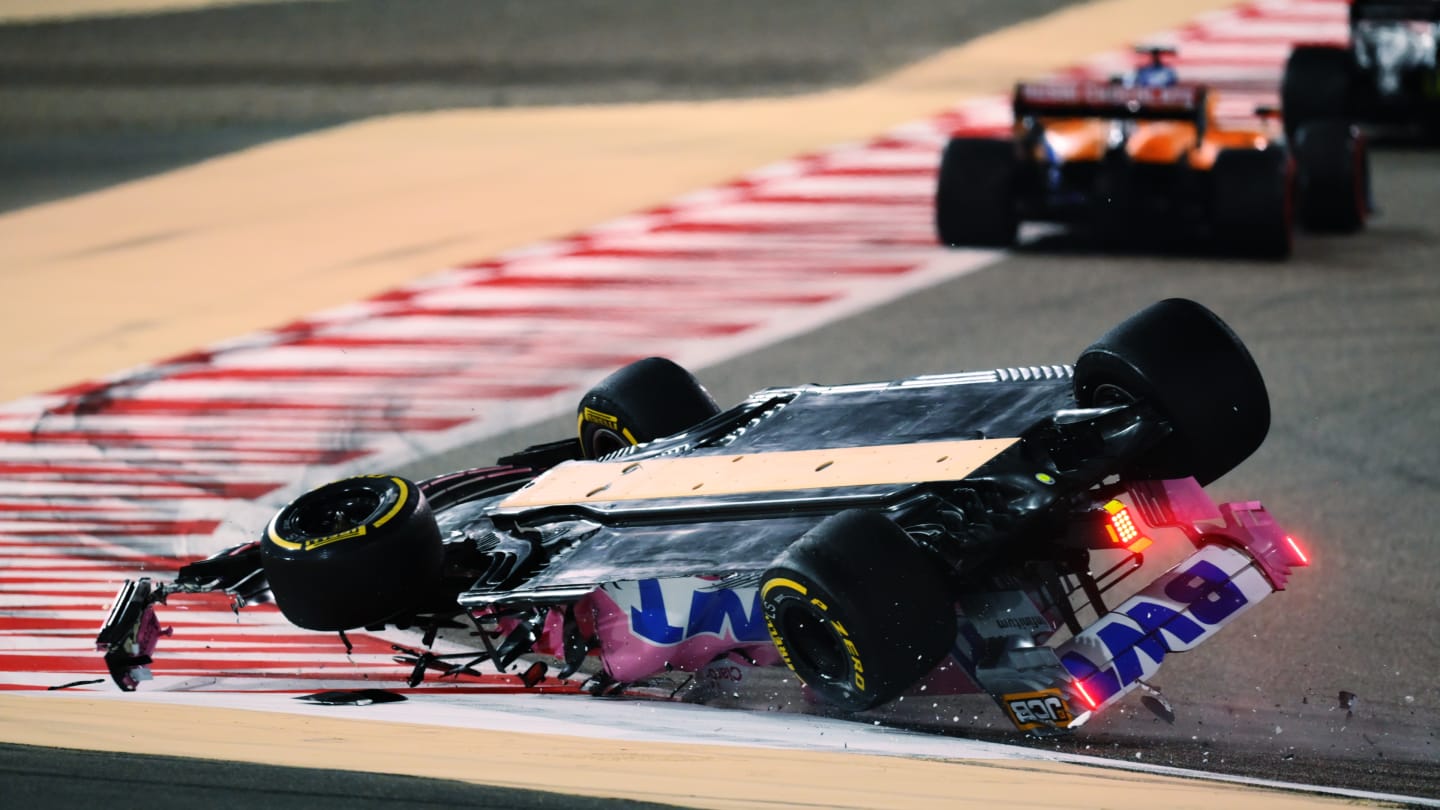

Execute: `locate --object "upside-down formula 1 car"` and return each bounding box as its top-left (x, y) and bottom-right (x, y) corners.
top-left (98, 299), bottom-right (1309, 735)
top-left (1283, 0), bottom-right (1440, 139)
top-left (936, 48), bottom-right (1370, 258)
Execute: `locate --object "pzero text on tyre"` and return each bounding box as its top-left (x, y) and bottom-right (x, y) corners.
top-left (761, 509), bottom-right (956, 712)
top-left (577, 357), bottom-right (720, 459)
top-left (262, 474), bottom-right (442, 631)
top-left (1074, 298), bottom-right (1270, 486)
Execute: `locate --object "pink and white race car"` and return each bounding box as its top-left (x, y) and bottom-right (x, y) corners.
top-left (99, 298), bottom-right (1308, 734)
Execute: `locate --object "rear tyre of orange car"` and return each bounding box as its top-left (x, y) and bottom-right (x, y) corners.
top-left (1294, 121), bottom-right (1369, 233)
top-left (1074, 298), bottom-right (1270, 486)
top-left (1281, 46), bottom-right (1354, 141)
top-left (577, 357), bottom-right (720, 459)
top-left (761, 509), bottom-right (956, 712)
top-left (1212, 147), bottom-right (1292, 260)
top-left (935, 137), bottom-right (1018, 248)
top-left (262, 475), bottom-right (442, 631)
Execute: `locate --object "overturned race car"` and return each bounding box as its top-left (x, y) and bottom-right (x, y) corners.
top-left (98, 299), bottom-right (1309, 735)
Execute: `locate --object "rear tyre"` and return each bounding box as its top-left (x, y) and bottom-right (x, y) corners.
top-left (1281, 45), bottom-right (1354, 140)
top-left (1294, 120), bottom-right (1369, 233)
top-left (577, 357), bottom-right (720, 459)
top-left (935, 137), bottom-right (1019, 247)
top-left (262, 475), bottom-right (441, 631)
top-left (1212, 147), bottom-right (1292, 260)
top-left (1074, 298), bottom-right (1270, 486)
top-left (761, 509), bottom-right (956, 712)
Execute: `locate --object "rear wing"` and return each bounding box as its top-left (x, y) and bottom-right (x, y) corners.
top-left (1013, 82), bottom-right (1208, 127)
top-left (1351, 0), bottom-right (1440, 23)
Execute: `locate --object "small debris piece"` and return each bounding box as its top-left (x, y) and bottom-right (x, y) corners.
top-left (296, 689), bottom-right (407, 706)
top-left (1140, 695), bottom-right (1176, 725)
top-left (1339, 690), bottom-right (1357, 711)
top-left (47, 679), bottom-right (105, 691)
top-left (520, 661), bottom-right (548, 688)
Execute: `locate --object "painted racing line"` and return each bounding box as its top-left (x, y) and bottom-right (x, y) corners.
top-left (0, 0), bottom-right (1358, 768)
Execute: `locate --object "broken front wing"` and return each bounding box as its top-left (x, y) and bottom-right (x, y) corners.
top-left (953, 478), bottom-right (1309, 733)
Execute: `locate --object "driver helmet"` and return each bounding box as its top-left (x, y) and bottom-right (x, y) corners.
top-left (1132, 62), bottom-right (1179, 87)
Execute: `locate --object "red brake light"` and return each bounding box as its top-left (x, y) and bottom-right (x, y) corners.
top-left (1102, 500), bottom-right (1152, 553)
top-left (1284, 535), bottom-right (1310, 566)
top-left (1072, 679), bottom-right (1098, 710)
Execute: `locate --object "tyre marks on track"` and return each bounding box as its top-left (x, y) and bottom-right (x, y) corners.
top-left (0, 0), bottom-right (1346, 693)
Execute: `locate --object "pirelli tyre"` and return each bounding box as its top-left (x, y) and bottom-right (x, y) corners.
top-left (1074, 298), bottom-right (1270, 486)
top-left (761, 509), bottom-right (956, 712)
top-left (261, 474), bottom-right (442, 631)
top-left (1281, 45), bottom-right (1354, 141)
top-left (935, 137), bottom-right (1019, 248)
top-left (1294, 120), bottom-right (1369, 233)
top-left (577, 357), bottom-right (720, 459)
top-left (1211, 146), bottom-right (1293, 260)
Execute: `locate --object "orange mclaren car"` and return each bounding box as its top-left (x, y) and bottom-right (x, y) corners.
top-left (935, 50), bottom-right (1369, 258)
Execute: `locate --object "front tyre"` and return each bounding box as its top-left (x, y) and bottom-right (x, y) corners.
top-left (1294, 120), bottom-right (1369, 233)
top-left (935, 137), bottom-right (1019, 248)
top-left (1212, 147), bottom-right (1292, 260)
top-left (1074, 298), bottom-right (1270, 486)
top-left (761, 509), bottom-right (956, 712)
top-left (1281, 45), bottom-right (1353, 141)
top-left (577, 357), bottom-right (720, 459)
top-left (262, 475), bottom-right (442, 631)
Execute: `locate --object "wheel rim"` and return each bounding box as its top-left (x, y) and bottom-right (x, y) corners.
top-left (283, 483), bottom-right (390, 541)
top-left (779, 605), bottom-right (848, 685)
top-left (1091, 382), bottom-right (1137, 407)
top-left (588, 427), bottom-right (631, 458)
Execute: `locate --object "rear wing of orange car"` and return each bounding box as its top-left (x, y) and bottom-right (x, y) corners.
top-left (1013, 82), bottom-right (1209, 131)
top-left (1350, 1), bottom-right (1440, 23)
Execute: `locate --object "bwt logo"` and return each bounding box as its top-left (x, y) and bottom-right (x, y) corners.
top-left (1005, 692), bottom-right (1072, 728)
top-left (1060, 548), bottom-right (1270, 707)
top-left (618, 579), bottom-right (771, 645)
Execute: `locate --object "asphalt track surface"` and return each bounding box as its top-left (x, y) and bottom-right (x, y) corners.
top-left (3, 0), bottom-right (1439, 806)
top-left (0, 0), bottom-right (1074, 211)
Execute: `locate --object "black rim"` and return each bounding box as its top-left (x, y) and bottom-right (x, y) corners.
top-left (1090, 382), bottom-right (1136, 407)
top-left (281, 481), bottom-right (394, 541)
top-left (588, 427), bottom-right (630, 458)
top-left (779, 604), bottom-right (848, 684)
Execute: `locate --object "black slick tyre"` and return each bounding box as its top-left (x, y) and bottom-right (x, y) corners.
top-left (935, 137), bottom-right (1019, 247)
top-left (1212, 147), bottom-right (1292, 259)
top-left (577, 357), bottom-right (720, 459)
top-left (761, 509), bottom-right (956, 712)
top-left (1281, 45), bottom-right (1353, 141)
top-left (262, 474), bottom-right (442, 631)
top-left (1294, 120), bottom-right (1369, 233)
top-left (1074, 298), bottom-right (1270, 486)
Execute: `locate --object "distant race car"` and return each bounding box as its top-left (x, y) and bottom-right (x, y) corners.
top-left (1283, 0), bottom-right (1440, 138)
top-left (98, 299), bottom-right (1309, 735)
top-left (936, 47), bottom-right (1370, 258)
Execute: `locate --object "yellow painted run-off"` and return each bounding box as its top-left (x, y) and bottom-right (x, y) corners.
top-left (0, 695), bottom-right (1373, 810)
top-left (0, 0), bottom-right (341, 23)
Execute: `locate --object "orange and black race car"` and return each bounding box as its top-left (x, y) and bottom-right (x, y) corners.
top-left (936, 49), bottom-right (1370, 258)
